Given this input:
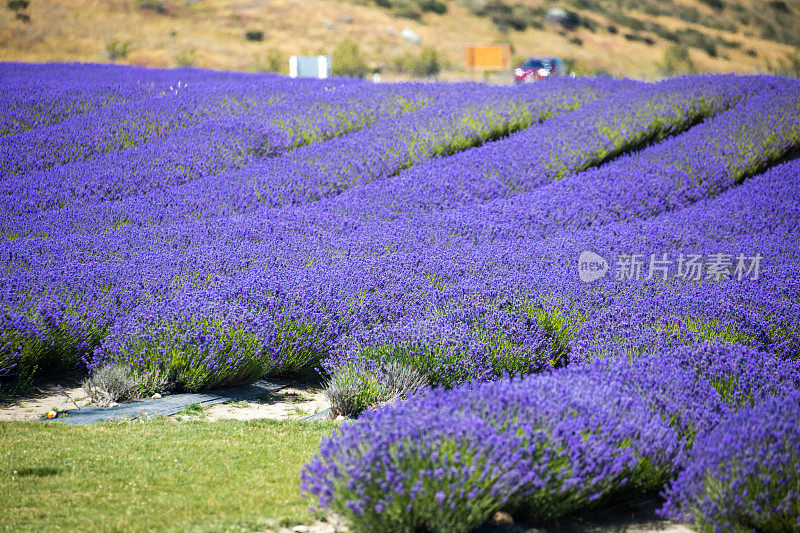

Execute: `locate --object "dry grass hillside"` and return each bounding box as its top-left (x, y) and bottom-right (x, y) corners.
top-left (1, 0), bottom-right (799, 78)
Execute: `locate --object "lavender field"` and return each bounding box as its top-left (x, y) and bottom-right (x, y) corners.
top-left (2, 63), bottom-right (800, 531)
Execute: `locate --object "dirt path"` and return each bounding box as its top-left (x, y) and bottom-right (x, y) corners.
top-left (0, 374), bottom-right (88, 421)
top-left (263, 501), bottom-right (693, 532)
top-left (0, 376), bottom-right (330, 422)
top-left (178, 385), bottom-right (329, 422)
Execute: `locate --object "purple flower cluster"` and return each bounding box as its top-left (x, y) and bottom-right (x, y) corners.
top-left (0, 81), bottom-right (418, 214)
top-left (661, 391), bottom-right (800, 531)
top-left (1, 76), bottom-right (612, 239)
top-left (0, 62), bottom-right (265, 136)
top-left (3, 62), bottom-right (800, 529)
top-left (301, 342), bottom-right (800, 530)
top-left (327, 305), bottom-right (553, 387)
top-left (2, 67), bottom-right (799, 395)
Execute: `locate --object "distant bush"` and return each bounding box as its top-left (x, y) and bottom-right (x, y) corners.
top-left (768, 0), bottom-right (790, 13)
top-left (568, 36), bottom-right (583, 46)
top-left (393, 0), bottom-right (422, 19)
top-left (332, 39), bottom-right (368, 78)
top-left (480, 0), bottom-right (524, 31)
top-left (417, 0), bottom-right (447, 14)
top-left (769, 51), bottom-right (800, 78)
top-left (659, 44), bottom-right (696, 76)
top-left (563, 57), bottom-right (592, 76)
top-left (395, 46), bottom-right (444, 78)
top-left (105, 40), bottom-right (131, 61)
top-left (255, 48), bottom-right (287, 74)
top-left (174, 48), bottom-right (197, 67)
top-left (568, 0), bottom-right (601, 9)
top-left (675, 28), bottom-right (718, 57)
top-left (463, 0), bottom-right (544, 32)
top-left (244, 30), bottom-right (264, 42)
top-left (370, 0), bottom-right (447, 18)
top-left (7, 0), bottom-right (30, 22)
top-left (137, 0), bottom-right (167, 14)
top-left (623, 32), bottom-right (654, 45)
top-left (720, 38), bottom-right (740, 49)
top-left (698, 0), bottom-right (725, 10)
top-left (606, 11), bottom-right (645, 32)
top-left (577, 15), bottom-right (597, 32)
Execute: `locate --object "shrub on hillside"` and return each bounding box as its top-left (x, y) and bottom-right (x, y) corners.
top-left (255, 48), bottom-right (288, 74)
top-left (659, 44), bottom-right (696, 76)
top-left (332, 39), bottom-right (368, 78)
top-left (105, 40), bottom-right (131, 61)
top-left (370, 0), bottom-right (447, 18)
top-left (7, 0), bottom-right (30, 22)
top-left (395, 46), bottom-right (444, 78)
top-left (244, 30), bottom-right (264, 42)
top-left (137, 0), bottom-right (167, 14)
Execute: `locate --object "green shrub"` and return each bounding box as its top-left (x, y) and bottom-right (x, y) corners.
top-left (7, 0), bottom-right (30, 21)
top-left (371, 0), bottom-right (447, 16)
top-left (395, 46), bottom-right (444, 78)
top-left (244, 30), bottom-right (264, 42)
top-left (659, 44), bottom-right (696, 76)
top-left (698, 0), bottom-right (724, 10)
top-left (105, 40), bottom-right (131, 61)
top-left (174, 48), bottom-right (197, 67)
top-left (331, 39), bottom-right (368, 78)
top-left (418, 0), bottom-right (447, 14)
top-left (137, 0), bottom-right (167, 14)
top-left (623, 33), bottom-right (655, 45)
top-left (769, 50), bottom-right (800, 78)
top-left (675, 28), bottom-right (718, 57)
top-left (393, 0), bottom-right (422, 19)
top-left (255, 48), bottom-right (288, 74)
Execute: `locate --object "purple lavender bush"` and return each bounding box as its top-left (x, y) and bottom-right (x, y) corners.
top-left (327, 306), bottom-right (554, 389)
top-left (661, 391), bottom-right (800, 532)
top-left (302, 342), bottom-right (800, 531)
top-left (302, 367), bottom-right (680, 532)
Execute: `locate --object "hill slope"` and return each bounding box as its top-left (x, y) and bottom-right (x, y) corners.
top-left (1, 0), bottom-right (799, 78)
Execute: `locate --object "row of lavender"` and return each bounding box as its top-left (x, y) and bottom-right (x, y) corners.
top-left (2, 64), bottom-right (799, 529)
top-left (86, 76), bottom-right (800, 389)
top-left (0, 74), bottom-right (735, 380)
top-left (301, 150), bottom-right (800, 529)
top-left (0, 64), bottom-right (620, 379)
top-left (303, 343), bottom-right (800, 531)
top-left (2, 70), bottom-right (799, 389)
top-left (296, 77), bottom-right (800, 530)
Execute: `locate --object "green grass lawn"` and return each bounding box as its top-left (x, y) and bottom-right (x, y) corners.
top-left (0, 418), bottom-right (337, 532)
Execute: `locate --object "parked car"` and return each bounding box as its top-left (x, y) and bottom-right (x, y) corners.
top-left (514, 57), bottom-right (567, 83)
